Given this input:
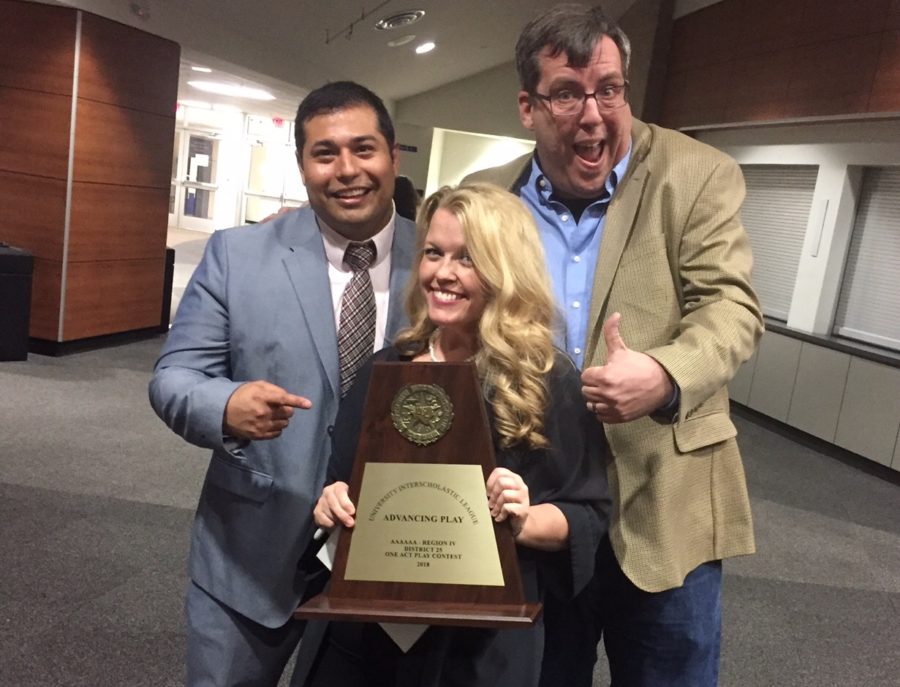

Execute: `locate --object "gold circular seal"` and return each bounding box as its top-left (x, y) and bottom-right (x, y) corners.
top-left (391, 383), bottom-right (454, 446)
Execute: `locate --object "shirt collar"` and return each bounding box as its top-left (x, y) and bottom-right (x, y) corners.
top-left (528, 143), bottom-right (633, 207)
top-left (319, 206), bottom-right (396, 272)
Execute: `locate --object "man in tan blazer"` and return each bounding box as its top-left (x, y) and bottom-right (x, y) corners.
top-left (464, 5), bottom-right (763, 686)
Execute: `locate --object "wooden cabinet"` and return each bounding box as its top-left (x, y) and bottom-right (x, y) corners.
top-left (747, 331), bottom-right (802, 422)
top-left (733, 329), bottom-right (900, 472)
top-left (787, 344), bottom-right (851, 442)
top-left (835, 358), bottom-right (900, 467)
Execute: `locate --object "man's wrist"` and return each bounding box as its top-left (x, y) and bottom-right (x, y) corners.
top-left (651, 378), bottom-right (680, 424)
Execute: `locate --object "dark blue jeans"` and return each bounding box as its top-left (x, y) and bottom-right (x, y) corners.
top-left (541, 536), bottom-right (722, 687)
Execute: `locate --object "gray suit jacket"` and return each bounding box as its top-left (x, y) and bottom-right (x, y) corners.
top-left (149, 206), bottom-right (415, 627)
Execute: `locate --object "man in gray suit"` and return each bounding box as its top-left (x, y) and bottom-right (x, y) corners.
top-left (149, 81), bottom-right (416, 686)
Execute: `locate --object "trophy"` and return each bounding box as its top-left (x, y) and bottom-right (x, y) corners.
top-left (295, 361), bottom-right (540, 628)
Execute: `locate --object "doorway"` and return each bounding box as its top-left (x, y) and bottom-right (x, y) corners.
top-left (169, 130), bottom-right (220, 233)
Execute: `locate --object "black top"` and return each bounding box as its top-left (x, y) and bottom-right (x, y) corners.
top-left (313, 346), bottom-right (610, 687)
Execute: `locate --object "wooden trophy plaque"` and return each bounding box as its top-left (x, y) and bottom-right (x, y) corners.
top-left (294, 361), bottom-right (541, 628)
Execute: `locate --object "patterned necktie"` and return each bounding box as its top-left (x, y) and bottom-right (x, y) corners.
top-left (338, 241), bottom-right (377, 397)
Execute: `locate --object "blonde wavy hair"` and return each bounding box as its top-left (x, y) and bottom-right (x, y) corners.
top-left (395, 183), bottom-right (558, 449)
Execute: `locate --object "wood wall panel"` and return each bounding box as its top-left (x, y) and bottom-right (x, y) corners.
top-left (667, 0), bottom-right (742, 73)
top-left (888, 0), bottom-right (900, 29)
top-left (660, 62), bottom-right (731, 129)
top-left (67, 183), bottom-right (169, 262)
top-left (78, 13), bottom-right (179, 117)
top-left (799, 0), bottom-right (891, 43)
top-left (869, 30), bottom-right (900, 110)
top-left (0, 1), bottom-right (75, 95)
top-left (724, 51), bottom-right (793, 122)
top-left (0, 171), bottom-right (67, 261)
top-left (661, 0), bottom-right (900, 128)
top-left (734, 0), bottom-right (807, 58)
top-left (62, 258), bottom-right (164, 340)
top-left (29, 258), bottom-right (63, 341)
top-left (782, 34), bottom-right (882, 118)
top-left (0, 86), bottom-right (71, 179)
top-left (71, 98), bottom-right (175, 188)
top-left (1, 1), bottom-right (178, 344)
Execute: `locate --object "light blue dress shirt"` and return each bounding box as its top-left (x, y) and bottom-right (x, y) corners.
top-left (519, 149), bottom-right (632, 369)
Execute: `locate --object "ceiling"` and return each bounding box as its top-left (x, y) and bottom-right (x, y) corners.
top-left (51, 0), bottom-right (637, 119)
top-left (176, 47), bottom-right (309, 120)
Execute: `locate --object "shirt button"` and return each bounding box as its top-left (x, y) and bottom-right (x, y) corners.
top-left (572, 301), bottom-right (581, 309)
top-left (561, 214), bottom-right (570, 222)
top-left (573, 255), bottom-right (581, 263)
top-left (574, 347), bottom-right (582, 355)
top-left (539, 179), bottom-right (547, 188)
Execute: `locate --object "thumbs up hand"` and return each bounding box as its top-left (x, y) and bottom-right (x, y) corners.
top-left (581, 312), bottom-right (674, 424)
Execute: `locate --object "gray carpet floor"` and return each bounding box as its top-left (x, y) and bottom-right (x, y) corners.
top-left (1, 338), bottom-right (898, 686)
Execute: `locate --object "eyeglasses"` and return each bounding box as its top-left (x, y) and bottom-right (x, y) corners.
top-left (534, 82), bottom-right (630, 117)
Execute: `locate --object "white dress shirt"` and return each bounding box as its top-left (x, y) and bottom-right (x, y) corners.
top-left (318, 211), bottom-right (396, 352)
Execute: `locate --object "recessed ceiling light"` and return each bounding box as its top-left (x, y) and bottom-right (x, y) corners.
top-left (375, 10), bottom-right (425, 31)
top-left (387, 34), bottom-right (416, 48)
top-left (415, 41), bottom-right (435, 55)
top-left (191, 66), bottom-right (212, 73)
top-left (188, 80), bottom-right (276, 101)
top-left (179, 99), bottom-right (212, 110)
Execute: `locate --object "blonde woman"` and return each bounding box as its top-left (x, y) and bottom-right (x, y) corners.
top-left (310, 183), bottom-right (608, 687)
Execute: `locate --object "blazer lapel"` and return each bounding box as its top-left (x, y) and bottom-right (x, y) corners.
top-left (282, 211), bottom-right (340, 398)
top-left (385, 216), bottom-right (416, 341)
top-left (586, 122), bottom-right (652, 360)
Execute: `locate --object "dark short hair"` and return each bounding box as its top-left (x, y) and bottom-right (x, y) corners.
top-left (393, 175), bottom-right (418, 221)
top-left (294, 81), bottom-right (395, 153)
top-left (515, 4), bottom-right (632, 94)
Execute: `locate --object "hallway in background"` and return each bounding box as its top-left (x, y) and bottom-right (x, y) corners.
top-left (165, 227), bottom-right (211, 323)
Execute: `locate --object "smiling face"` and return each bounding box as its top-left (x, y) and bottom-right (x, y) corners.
top-left (518, 35), bottom-right (632, 200)
top-left (298, 104), bottom-right (399, 241)
top-left (418, 208), bottom-right (489, 338)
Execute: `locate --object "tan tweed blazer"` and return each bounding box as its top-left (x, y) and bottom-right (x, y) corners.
top-left (465, 119), bottom-right (763, 591)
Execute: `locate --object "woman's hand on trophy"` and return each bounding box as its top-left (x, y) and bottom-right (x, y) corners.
top-left (486, 467), bottom-right (530, 539)
top-left (314, 481), bottom-right (356, 529)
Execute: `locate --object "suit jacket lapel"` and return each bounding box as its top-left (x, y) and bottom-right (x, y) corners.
top-left (385, 215), bottom-right (416, 341)
top-left (281, 210), bottom-right (416, 397)
top-left (586, 120), bottom-right (652, 360)
top-left (282, 210), bottom-right (340, 398)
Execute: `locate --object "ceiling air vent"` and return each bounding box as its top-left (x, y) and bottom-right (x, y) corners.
top-left (375, 10), bottom-right (425, 31)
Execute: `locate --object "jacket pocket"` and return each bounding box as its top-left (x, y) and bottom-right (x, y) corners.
top-left (674, 411), bottom-right (736, 453)
top-left (205, 453), bottom-right (274, 503)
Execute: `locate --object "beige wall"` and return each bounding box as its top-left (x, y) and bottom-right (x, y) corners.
top-left (394, 122), bottom-right (434, 192)
top-left (395, 62), bottom-right (526, 141)
top-left (395, 0), bottom-right (672, 136)
top-left (425, 130), bottom-right (533, 195)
